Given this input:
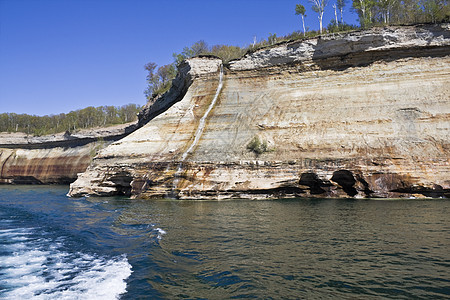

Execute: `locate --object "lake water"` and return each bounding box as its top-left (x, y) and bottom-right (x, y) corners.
top-left (0, 186), bottom-right (449, 299)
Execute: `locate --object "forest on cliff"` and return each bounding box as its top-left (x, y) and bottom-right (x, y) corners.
top-left (144, 0), bottom-right (449, 98)
top-left (0, 104), bottom-right (140, 136)
top-left (2, 0), bottom-right (447, 136)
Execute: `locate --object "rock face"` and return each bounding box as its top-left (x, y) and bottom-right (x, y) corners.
top-left (0, 123), bottom-right (137, 184)
top-left (69, 24), bottom-right (450, 199)
top-left (138, 56), bottom-right (222, 126)
top-left (229, 24), bottom-right (450, 70)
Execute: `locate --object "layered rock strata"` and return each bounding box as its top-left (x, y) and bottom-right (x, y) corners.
top-left (0, 123), bottom-right (137, 184)
top-left (69, 24), bottom-right (450, 199)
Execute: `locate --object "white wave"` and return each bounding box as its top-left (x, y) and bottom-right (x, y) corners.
top-left (155, 227), bottom-right (167, 240)
top-left (0, 228), bottom-right (32, 236)
top-left (0, 227), bottom-right (132, 300)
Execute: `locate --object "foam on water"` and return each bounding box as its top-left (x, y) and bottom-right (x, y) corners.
top-left (0, 226), bottom-right (132, 299)
top-left (155, 228), bottom-right (167, 240)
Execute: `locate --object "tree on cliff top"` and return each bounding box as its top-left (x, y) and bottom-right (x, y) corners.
top-left (295, 4), bottom-right (307, 36)
top-left (336, 0), bottom-right (347, 24)
top-left (173, 40), bottom-right (209, 65)
top-left (0, 104), bottom-right (141, 136)
top-left (144, 62), bottom-right (177, 100)
top-left (309, 0), bottom-right (329, 33)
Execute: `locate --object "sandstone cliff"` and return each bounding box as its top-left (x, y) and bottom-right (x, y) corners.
top-left (0, 123), bottom-right (137, 184)
top-left (68, 24), bottom-right (450, 199)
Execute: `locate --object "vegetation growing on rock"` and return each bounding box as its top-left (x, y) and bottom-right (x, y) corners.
top-left (144, 1), bottom-right (449, 103)
top-left (68, 24), bottom-right (450, 199)
top-left (247, 136), bottom-right (269, 156)
top-left (144, 62), bottom-right (177, 99)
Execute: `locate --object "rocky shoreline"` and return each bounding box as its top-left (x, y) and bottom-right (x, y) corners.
top-left (0, 123), bottom-right (137, 184)
top-left (2, 24), bottom-right (449, 198)
top-left (69, 24), bottom-right (450, 199)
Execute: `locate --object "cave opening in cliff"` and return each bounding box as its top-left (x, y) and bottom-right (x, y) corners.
top-left (299, 172), bottom-right (328, 194)
top-left (331, 170), bottom-right (358, 197)
top-left (108, 173), bottom-right (133, 196)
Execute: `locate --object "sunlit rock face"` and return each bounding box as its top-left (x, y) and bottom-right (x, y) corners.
top-left (69, 24), bottom-right (450, 199)
top-left (0, 147), bottom-right (91, 184)
top-left (0, 124), bottom-right (136, 184)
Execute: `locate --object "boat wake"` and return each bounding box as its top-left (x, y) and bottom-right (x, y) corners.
top-left (0, 226), bottom-right (132, 299)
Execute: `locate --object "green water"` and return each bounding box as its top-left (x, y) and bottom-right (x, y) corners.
top-left (0, 186), bottom-right (449, 299)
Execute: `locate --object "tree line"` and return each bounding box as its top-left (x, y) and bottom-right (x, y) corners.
top-left (0, 104), bottom-right (141, 136)
top-left (296, 0), bottom-right (449, 34)
top-left (145, 1), bottom-right (448, 101)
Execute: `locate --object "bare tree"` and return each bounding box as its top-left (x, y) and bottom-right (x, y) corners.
top-left (333, 3), bottom-right (339, 25)
top-left (336, 0), bottom-right (346, 24)
top-left (309, 0), bottom-right (329, 34)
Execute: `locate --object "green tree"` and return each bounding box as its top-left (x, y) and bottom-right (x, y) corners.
top-left (144, 62), bottom-right (177, 99)
top-left (173, 40), bottom-right (210, 65)
top-left (210, 45), bottom-right (244, 63)
top-left (377, 0), bottom-right (397, 23)
top-left (144, 62), bottom-right (158, 99)
top-left (191, 40), bottom-right (209, 56)
top-left (268, 33), bottom-right (278, 45)
top-left (421, 0), bottom-right (449, 22)
top-left (118, 104), bottom-right (140, 123)
top-left (157, 64), bottom-right (177, 87)
top-left (295, 4), bottom-right (307, 36)
top-left (0, 105), bottom-right (141, 135)
top-left (352, 0), bottom-right (375, 27)
top-left (399, 0), bottom-right (422, 23)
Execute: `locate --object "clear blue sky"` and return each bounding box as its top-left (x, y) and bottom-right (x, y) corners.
top-left (0, 0), bottom-right (358, 116)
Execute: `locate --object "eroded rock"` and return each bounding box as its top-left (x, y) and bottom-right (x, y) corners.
top-left (0, 123), bottom-right (138, 184)
top-left (65, 25), bottom-right (450, 199)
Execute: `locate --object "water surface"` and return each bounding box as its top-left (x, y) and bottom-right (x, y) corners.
top-left (0, 186), bottom-right (449, 299)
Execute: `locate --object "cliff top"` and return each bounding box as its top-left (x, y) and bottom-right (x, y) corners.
top-left (229, 23), bottom-right (450, 70)
top-left (0, 122), bottom-right (137, 147)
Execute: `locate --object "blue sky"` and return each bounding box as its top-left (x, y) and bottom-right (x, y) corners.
top-left (0, 0), bottom-right (358, 116)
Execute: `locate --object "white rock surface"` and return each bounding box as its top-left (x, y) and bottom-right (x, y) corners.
top-left (230, 24), bottom-right (450, 70)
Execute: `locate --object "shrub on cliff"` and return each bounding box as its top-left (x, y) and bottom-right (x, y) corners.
top-left (247, 136), bottom-right (269, 155)
top-left (209, 45), bottom-right (246, 63)
top-left (173, 41), bottom-right (245, 64)
top-left (326, 20), bottom-right (359, 33)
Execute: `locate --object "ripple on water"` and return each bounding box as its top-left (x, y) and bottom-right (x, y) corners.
top-left (1, 188), bottom-right (449, 299)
